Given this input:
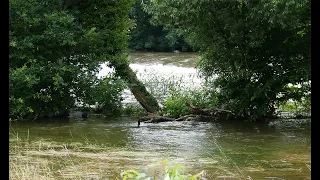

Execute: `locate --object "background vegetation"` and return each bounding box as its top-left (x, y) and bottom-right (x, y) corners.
top-left (9, 0), bottom-right (134, 120)
top-left (128, 1), bottom-right (194, 52)
top-left (9, 0), bottom-right (310, 121)
top-left (143, 0), bottom-right (311, 120)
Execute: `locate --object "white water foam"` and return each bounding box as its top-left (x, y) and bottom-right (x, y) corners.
top-left (97, 63), bottom-right (204, 106)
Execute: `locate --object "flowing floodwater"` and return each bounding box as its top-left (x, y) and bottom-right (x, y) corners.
top-left (98, 52), bottom-right (204, 105)
top-left (9, 52), bottom-right (311, 179)
top-left (9, 117), bottom-right (311, 179)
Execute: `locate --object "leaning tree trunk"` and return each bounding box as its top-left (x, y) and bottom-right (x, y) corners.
top-left (113, 61), bottom-right (160, 113)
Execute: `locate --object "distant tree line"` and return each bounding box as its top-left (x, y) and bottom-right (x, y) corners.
top-left (128, 1), bottom-right (194, 52)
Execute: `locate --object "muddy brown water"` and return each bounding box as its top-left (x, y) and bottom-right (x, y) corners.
top-left (9, 117), bottom-right (310, 179)
top-left (9, 52), bottom-right (311, 179)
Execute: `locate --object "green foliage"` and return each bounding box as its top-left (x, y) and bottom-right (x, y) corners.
top-left (121, 169), bottom-right (148, 180)
top-left (128, 0), bottom-right (193, 52)
top-left (9, 0), bottom-right (88, 119)
top-left (121, 159), bottom-right (206, 180)
top-left (65, 0), bottom-right (163, 114)
top-left (9, 0), bottom-right (134, 120)
top-left (163, 84), bottom-right (218, 118)
top-left (162, 88), bottom-right (191, 118)
top-left (138, 69), bottom-right (218, 118)
top-left (83, 77), bottom-right (125, 116)
top-left (121, 105), bottom-right (147, 117)
top-left (144, 0), bottom-right (311, 120)
top-left (277, 100), bottom-right (308, 117)
top-left (276, 96), bottom-right (310, 117)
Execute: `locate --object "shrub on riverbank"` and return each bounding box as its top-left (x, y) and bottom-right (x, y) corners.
top-left (9, 0), bottom-right (135, 121)
top-left (276, 97), bottom-right (311, 118)
top-left (127, 71), bottom-right (310, 120)
top-left (162, 85), bottom-right (218, 118)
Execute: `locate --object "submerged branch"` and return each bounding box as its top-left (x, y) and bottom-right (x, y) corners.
top-left (137, 104), bottom-right (234, 125)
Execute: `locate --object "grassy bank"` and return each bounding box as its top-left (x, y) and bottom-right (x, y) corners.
top-left (9, 130), bottom-right (207, 180)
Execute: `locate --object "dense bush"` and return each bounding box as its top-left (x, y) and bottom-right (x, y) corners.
top-left (9, 0), bottom-right (131, 120)
top-left (144, 0), bottom-right (311, 120)
top-left (163, 85), bottom-right (218, 118)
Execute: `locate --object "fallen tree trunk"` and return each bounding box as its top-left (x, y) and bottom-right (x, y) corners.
top-left (113, 61), bottom-right (161, 113)
top-left (138, 114), bottom-right (217, 124)
top-left (143, 116), bottom-right (176, 123)
top-left (138, 104), bottom-right (234, 124)
top-left (175, 114), bottom-right (198, 121)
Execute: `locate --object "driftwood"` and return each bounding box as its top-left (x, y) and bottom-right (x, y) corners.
top-left (140, 114), bottom-right (176, 123)
top-left (137, 104), bottom-right (234, 125)
top-left (175, 114), bottom-right (198, 121)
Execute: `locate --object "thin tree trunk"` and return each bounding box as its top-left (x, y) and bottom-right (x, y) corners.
top-left (113, 62), bottom-right (160, 113)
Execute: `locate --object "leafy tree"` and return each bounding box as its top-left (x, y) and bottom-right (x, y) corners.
top-left (143, 0), bottom-right (311, 120)
top-left (9, 0), bottom-right (124, 120)
top-left (64, 0), bottom-right (161, 113)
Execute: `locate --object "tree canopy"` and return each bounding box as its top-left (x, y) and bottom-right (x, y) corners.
top-left (9, 0), bottom-right (134, 120)
top-left (143, 0), bottom-right (311, 120)
top-left (9, 0), bottom-right (311, 121)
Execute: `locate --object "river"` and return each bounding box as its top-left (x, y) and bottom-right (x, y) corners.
top-left (9, 52), bottom-right (311, 180)
top-left (98, 52), bottom-right (204, 106)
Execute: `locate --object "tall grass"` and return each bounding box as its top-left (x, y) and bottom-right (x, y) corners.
top-left (10, 127), bottom-right (310, 180)
top-left (134, 70), bottom-right (218, 117)
top-left (10, 128), bottom-right (243, 180)
top-left (9, 130), bottom-right (55, 180)
top-left (10, 129), bottom-right (208, 180)
top-left (135, 67), bottom-right (203, 105)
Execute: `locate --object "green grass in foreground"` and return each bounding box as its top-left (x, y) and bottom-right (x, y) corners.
top-left (9, 130), bottom-right (208, 180)
top-left (121, 158), bottom-right (206, 180)
top-left (10, 128), bottom-right (310, 180)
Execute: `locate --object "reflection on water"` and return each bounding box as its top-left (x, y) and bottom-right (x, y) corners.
top-left (10, 117), bottom-right (311, 179)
